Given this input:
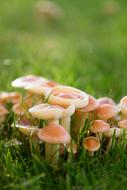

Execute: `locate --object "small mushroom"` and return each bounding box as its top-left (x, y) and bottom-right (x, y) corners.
top-left (90, 120), bottom-right (110, 140)
top-left (97, 97), bottom-right (116, 106)
top-left (118, 120), bottom-right (127, 129)
top-left (120, 96), bottom-right (127, 118)
top-left (38, 124), bottom-right (71, 165)
top-left (82, 136), bottom-right (100, 156)
top-left (103, 127), bottom-right (125, 151)
top-left (0, 92), bottom-right (21, 105)
top-left (95, 104), bottom-right (117, 121)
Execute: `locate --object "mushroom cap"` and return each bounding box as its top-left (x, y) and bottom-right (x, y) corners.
top-left (96, 104), bottom-right (117, 120)
top-left (120, 96), bottom-right (127, 115)
top-left (0, 105), bottom-right (8, 116)
top-left (12, 103), bottom-right (25, 116)
top-left (78, 95), bottom-right (99, 112)
top-left (25, 85), bottom-right (51, 96)
top-left (11, 75), bottom-right (47, 88)
top-left (90, 120), bottom-right (110, 133)
top-left (0, 92), bottom-right (21, 104)
top-left (12, 123), bottom-right (39, 136)
top-left (24, 80), bottom-right (57, 96)
top-left (29, 103), bottom-right (64, 120)
top-left (82, 136), bottom-right (100, 152)
top-left (103, 127), bottom-right (124, 138)
top-left (98, 97), bottom-right (116, 106)
top-left (48, 85), bottom-right (89, 109)
top-left (118, 120), bottom-right (127, 129)
top-left (38, 124), bottom-right (71, 144)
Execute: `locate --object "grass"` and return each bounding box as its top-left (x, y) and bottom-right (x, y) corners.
top-left (1, 0), bottom-right (127, 189)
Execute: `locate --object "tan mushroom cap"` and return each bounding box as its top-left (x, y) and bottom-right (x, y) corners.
top-left (98, 97), bottom-right (116, 106)
top-left (0, 105), bottom-right (8, 116)
top-left (90, 120), bottom-right (110, 133)
top-left (29, 103), bottom-right (64, 120)
top-left (96, 104), bottom-right (117, 120)
top-left (11, 75), bottom-right (47, 88)
top-left (38, 124), bottom-right (71, 144)
top-left (82, 136), bottom-right (100, 152)
top-left (120, 96), bottom-right (127, 115)
top-left (118, 120), bottom-right (127, 129)
top-left (103, 127), bottom-right (124, 138)
top-left (78, 95), bottom-right (99, 112)
top-left (48, 85), bottom-right (89, 109)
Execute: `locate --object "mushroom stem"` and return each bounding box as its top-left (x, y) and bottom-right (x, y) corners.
top-left (72, 111), bottom-right (87, 139)
top-left (45, 143), bottom-right (59, 164)
top-left (48, 119), bottom-right (59, 125)
top-left (60, 116), bottom-right (71, 133)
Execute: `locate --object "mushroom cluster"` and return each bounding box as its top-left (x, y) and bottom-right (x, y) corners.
top-left (1, 74), bottom-right (127, 167)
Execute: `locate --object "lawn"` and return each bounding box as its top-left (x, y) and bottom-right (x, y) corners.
top-left (1, 0), bottom-right (127, 189)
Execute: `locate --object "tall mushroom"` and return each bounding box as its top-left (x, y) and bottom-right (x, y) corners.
top-left (38, 124), bottom-right (71, 165)
top-left (48, 85), bottom-right (88, 137)
top-left (73, 95), bottom-right (99, 138)
top-left (29, 103), bottom-right (64, 124)
top-left (48, 85), bottom-right (88, 108)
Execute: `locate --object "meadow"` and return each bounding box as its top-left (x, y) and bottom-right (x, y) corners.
top-left (1, 0), bottom-right (127, 189)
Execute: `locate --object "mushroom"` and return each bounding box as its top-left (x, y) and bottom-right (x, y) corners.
top-left (38, 124), bottom-right (71, 165)
top-left (90, 120), bottom-right (110, 140)
top-left (82, 136), bottom-right (100, 156)
top-left (48, 85), bottom-right (89, 109)
top-left (118, 120), bottom-right (127, 129)
top-left (120, 96), bottom-right (127, 119)
top-left (103, 127), bottom-right (125, 151)
top-left (35, 1), bottom-right (64, 21)
top-left (95, 104), bottom-right (117, 121)
top-left (73, 95), bottom-right (99, 138)
top-left (13, 123), bottom-right (39, 137)
top-left (12, 123), bottom-right (39, 152)
top-left (11, 75), bottom-right (47, 88)
top-left (12, 103), bottom-right (25, 116)
top-left (0, 92), bottom-right (21, 105)
top-left (29, 103), bottom-right (64, 124)
top-left (24, 80), bottom-right (58, 99)
top-left (97, 97), bottom-right (116, 106)
top-left (48, 85), bottom-right (88, 137)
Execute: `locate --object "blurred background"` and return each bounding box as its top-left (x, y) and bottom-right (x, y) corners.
top-left (0, 0), bottom-right (127, 101)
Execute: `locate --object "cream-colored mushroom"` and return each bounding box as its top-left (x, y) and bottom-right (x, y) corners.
top-left (29, 103), bottom-right (64, 124)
